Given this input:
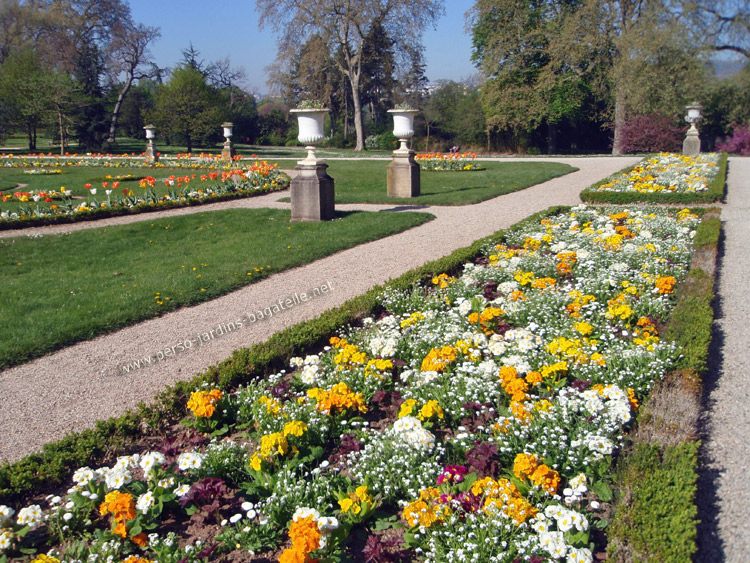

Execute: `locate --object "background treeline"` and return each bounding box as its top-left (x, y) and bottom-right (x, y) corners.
top-left (1, 0), bottom-right (749, 155)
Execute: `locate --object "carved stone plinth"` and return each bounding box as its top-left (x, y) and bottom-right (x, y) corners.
top-left (145, 140), bottom-right (158, 164)
top-left (290, 162), bottom-right (335, 221)
top-left (387, 150), bottom-right (420, 198)
top-left (221, 140), bottom-right (235, 160)
top-left (682, 127), bottom-right (701, 156)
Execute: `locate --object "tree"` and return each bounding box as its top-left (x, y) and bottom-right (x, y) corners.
top-left (470, 0), bottom-right (711, 154)
top-left (469, 0), bottom-right (590, 152)
top-left (147, 65), bottom-right (222, 153)
top-left (0, 49), bottom-right (55, 150)
top-left (360, 17), bottom-right (397, 127)
top-left (72, 35), bottom-right (109, 151)
top-left (256, 0), bottom-right (445, 150)
top-left (686, 0), bottom-right (750, 59)
top-left (105, 21), bottom-right (160, 143)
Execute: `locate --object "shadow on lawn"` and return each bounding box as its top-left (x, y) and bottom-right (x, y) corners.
top-left (694, 223), bottom-right (727, 563)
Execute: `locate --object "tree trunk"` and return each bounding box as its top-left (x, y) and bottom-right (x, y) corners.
top-left (186, 132), bottom-right (192, 153)
top-left (58, 107), bottom-right (65, 155)
top-left (346, 71), bottom-right (365, 151)
top-left (547, 121), bottom-right (557, 155)
top-left (611, 88), bottom-right (626, 155)
top-left (108, 74), bottom-right (133, 143)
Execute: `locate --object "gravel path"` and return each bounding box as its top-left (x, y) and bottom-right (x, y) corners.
top-left (696, 157), bottom-right (750, 562)
top-left (0, 156), bottom-right (636, 462)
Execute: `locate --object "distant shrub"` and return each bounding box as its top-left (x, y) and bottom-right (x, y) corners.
top-left (716, 124), bottom-right (750, 155)
top-left (620, 114), bottom-right (685, 154)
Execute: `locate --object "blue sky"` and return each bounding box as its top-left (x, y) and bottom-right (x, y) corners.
top-left (129, 0), bottom-right (478, 96)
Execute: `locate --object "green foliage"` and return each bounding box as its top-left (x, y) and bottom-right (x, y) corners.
top-left (0, 49), bottom-right (63, 150)
top-left (608, 208), bottom-right (719, 562)
top-left (423, 81), bottom-right (487, 147)
top-left (664, 213), bottom-right (720, 374)
top-left (146, 66), bottom-right (223, 153)
top-left (608, 441), bottom-right (700, 562)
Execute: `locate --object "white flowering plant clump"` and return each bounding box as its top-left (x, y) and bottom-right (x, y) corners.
top-left (594, 152), bottom-right (720, 194)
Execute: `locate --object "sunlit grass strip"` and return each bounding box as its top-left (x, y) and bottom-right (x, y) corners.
top-left (0, 208), bottom-right (433, 370)
top-left (580, 153), bottom-right (727, 204)
top-left (302, 160), bottom-right (576, 205)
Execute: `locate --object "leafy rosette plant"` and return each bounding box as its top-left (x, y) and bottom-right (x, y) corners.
top-left (183, 388), bottom-right (230, 436)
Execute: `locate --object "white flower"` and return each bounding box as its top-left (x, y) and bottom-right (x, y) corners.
top-left (230, 513), bottom-right (243, 524)
top-left (136, 492), bottom-right (155, 514)
top-left (157, 476), bottom-right (175, 488)
top-left (292, 507), bottom-right (320, 522)
top-left (139, 451), bottom-right (167, 474)
top-left (17, 505), bottom-right (44, 528)
top-left (174, 484), bottom-right (191, 497)
top-left (177, 451), bottom-right (205, 471)
top-left (0, 505), bottom-right (15, 525)
top-left (104, 469), bottom-right (132, 490)
top-left (0, 530), bottom-right (13, 550)
top-left (567, 546), bottom-right (593, 563)
top-left (72, 467), bottom-right (95, 486)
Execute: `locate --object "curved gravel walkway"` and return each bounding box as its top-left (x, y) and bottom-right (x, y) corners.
top-left (696, 157), bottom-right (750, 562)
top-left (0, 156), bottom-right (636, 462)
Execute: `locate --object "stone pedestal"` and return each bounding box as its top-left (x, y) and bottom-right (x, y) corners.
top-left (221, 140), bottom-right (235, 160)
top-left (145, 140), bottom-right (158, 164)
top-left (387, 150), bottom-right (420, 198)
top-left (682, 127), bottom-right (701, 156)
top-left (290, 162), bottom-right (335, 221)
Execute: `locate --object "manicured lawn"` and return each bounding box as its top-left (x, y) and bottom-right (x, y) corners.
top-left (276, 160), bottom-right (577, 205)
top-left (0, 208), bottom-right (433, 369)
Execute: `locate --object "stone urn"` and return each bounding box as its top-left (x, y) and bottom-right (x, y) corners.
top-left (291, 108), bottom-right (329, 163)
top-left (388, 109), bottom-right (419, 153)
top-left (386, 109), bottom-right (420, 197)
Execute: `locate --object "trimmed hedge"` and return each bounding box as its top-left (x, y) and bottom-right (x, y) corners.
top-left (580, 153), bottom-right (727, 204)
top-left (607, 209), bottom-right (720, 561)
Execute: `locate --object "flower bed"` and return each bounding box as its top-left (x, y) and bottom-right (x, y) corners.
top-left (1, 153), bottom-right (249, 170)
top-left (415, 152), bottom-right (484, 171)
top-left (580, 152), bottom-right (727, 204)
top-left (0, 205), bottom-right (703, 562)
top-left (0, 161), bottom-right (289, 229)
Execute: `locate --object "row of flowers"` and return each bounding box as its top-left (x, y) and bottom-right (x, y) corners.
top-left (1, 153), bottom-right (250, 171)
top-left (0, 163), bottom-right (288, 224)
top-left (415, 153), bottom-right (483, 171)
top-left (0, 205), bottom-right (700, 563)
top-left (594, 152), bottom-right (719, 194)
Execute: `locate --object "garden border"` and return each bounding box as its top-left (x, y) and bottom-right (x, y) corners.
top-left (579, 153), bottom-right (727, 205)
top-left (0, 205), bottom-right (719, 562)
top-left (0, 205), bottom-right (568, 501)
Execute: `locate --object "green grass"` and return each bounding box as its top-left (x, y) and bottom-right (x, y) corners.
top-left (0, 208), bottom-right (432, 370)
top-left (276, 160), bottom-right (576, 205)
